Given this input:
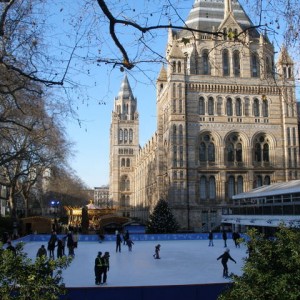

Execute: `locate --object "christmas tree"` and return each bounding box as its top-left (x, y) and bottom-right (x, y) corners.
top-left (147, 199), bottom-right (179, 233)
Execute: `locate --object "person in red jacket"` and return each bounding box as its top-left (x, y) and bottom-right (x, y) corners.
top-left (217, 248), bottom-right (236, 278)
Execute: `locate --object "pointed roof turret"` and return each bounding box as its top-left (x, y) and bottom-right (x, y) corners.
top-left (117, 74), bottom-right (134, 100)
top-left (180, 0), bottom-right (259, 38)
top-left (277, 46), bottom-right (294, 65)
top-left (157, 66), bottom-right (167, 81)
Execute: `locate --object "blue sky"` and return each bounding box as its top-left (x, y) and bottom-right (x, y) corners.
top-left (55, 0), bottom-right (300, 189)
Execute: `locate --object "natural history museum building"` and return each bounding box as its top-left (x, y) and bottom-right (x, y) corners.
top-left (109, 0), bottom-right (299, 231)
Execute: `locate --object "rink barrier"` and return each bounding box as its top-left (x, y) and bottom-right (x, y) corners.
top-left (61, 282), bottom-right (232, 300)
top-left (17, 232), bottom-right (235, 243)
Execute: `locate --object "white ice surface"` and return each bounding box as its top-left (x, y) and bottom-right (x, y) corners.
top-left (22, 239), bottom-right (247, 287)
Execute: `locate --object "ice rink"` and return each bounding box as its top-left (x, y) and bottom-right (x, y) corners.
top-left (21, 238), bottom-right (247, 288)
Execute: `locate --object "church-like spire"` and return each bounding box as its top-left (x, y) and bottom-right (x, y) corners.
top-left (117, 74), bottom-right (134, 100)
top-left (114, 75), bottom-right (137, 120)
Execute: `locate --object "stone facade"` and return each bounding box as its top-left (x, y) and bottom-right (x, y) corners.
top-left (109, 0), bottom-right (299, 231)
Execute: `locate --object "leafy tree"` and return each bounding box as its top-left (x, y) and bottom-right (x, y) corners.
top-left (218, 226), bottom-right (300, 300)
top-left (0, 242), bottom-right (73, 300)
top-left (147, 199), bottom-right (179, 233)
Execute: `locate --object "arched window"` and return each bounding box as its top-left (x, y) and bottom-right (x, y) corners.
top-left (120, 175), bottom-right (130, 191)
top-left (199, 97), bottom-right (205, 115)
top-left (199, 134), bottom-right (215, 163)
top-left (208, 143), bottom-right (215, 162)
top-left (236, 98), bottom-right (242, 116)
top-left (233, 50), bottom-right (240, 77)
top-left (262, 99), bottom-right (268, 117)
top-left (203, 50), bottom-right (210, 75)
top-left (124, 129), bottom-right (128, 143)
top-left (126, 158), bottom-right (130, 167)
top-left (254, 135), bottom-right (270, 164)
top-left (179, 99), bottom-right (183, 113)
top-left (208, 97), bottom-right (214, 115)
top-left (226, 98), bottom-right (233, 116)
top-left (119, 129), bottom-right (123, 142)
top-left (236, 143), bottom-right (242, 162)
top-left (255, 143), bottom-right (262, 161)
top-left (237, 176), bottom-right (244, 194)
top-left (173, 61), bottom-right (176, 73)
top-left (263, 144), bottom-right (269, 162)
top-left (178, 84), bottom-right (182, 99)
top-left (208, 176), bottom-right (216, 200)
top-left (200, 176), bottom-right (207, 200)
top-left (223, 49), bottom-right (230, 76)
top-left (173, 125), bottom-right (177, 144)
top-left (226, 133), bottom-right (243, 164)
top-left (129, 129), bottom-right (133, 143)
top-left (179, 125), bottom-right (183, 145)
top-left (172, 83), bottom-right (176, 98)
top-left (121, 158), bottom-right (125, 167)
top-left (251, 53), bottom-right (260, 77)
top-left (199, 142), bottom-right (206, 161)
top-left (178, 61), bottom-right (181, 73)
top-left (228, 176), bottom-right (235, 198)
top-left (253, 98), bottom-right (260, 117)
top-left (227, 143), bottom-right (234, 162)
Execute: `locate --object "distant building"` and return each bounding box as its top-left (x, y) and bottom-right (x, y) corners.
top-left (109, 0), bottom-right (300, 231)
top-left (94, 186), bottom-right (111, 208)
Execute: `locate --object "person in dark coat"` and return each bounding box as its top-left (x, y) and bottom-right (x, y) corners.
top-left (153, 244), bottom-right (161, 259)
top-left (116, 233), bottom-right (122, 252)
top-left (208, 231), bottom-right (214, 246)
top-left (56, 239), bottom-right (64, 258)
top-left (102, 252), bottom-right (110, 285)
top-left (36, 245), bottom-right (47, 258)
top-left (66, 231), bottom-right (75, 256)
top-left (222, 230), bottom-right (228, 247)
top-left (217, 248), bottom-right (236, 278)
top-left (94, 252), bottom-right (103, 285)
top-left (127, 238), bottom-right (134, 251)
top-left (48, 231), bottom-right (57, 259)
top-left (232, 231), bottom-right (241, 248)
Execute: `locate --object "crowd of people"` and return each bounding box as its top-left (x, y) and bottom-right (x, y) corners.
top-left (1, 228), bottom-right (245, 286)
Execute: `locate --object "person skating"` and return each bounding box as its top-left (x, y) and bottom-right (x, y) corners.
top-left (208, 231), bottom-right (214, 246)
top-left (217, 248), bottom-right (236, 278)
top-left (153, 244), bottom-right (161, 259)
top-left (127, 238), bottom-right (134, 251)
top-left (116, 233), bottom-right (122, 252)
top-left (222, 230), bottom-right (228, 247)
top-left (66, 231), bottom-right (75, 256)
top-left (232, 231), bottom-right (241, 248)
top-left (94, 252), bottom-right (103, 285)
top-left (56, 239), bottom-right (64, 258)
top-left (36, 245), bottom-right (47, 258)
top-left (47, 231), bottom-right (57, 259)
top-left (102, 252), bottom-right (110, 285)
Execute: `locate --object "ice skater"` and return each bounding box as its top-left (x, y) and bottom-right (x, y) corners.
top-left (232, 231), bottom-right (241, 248)
top-left (217, 248), bottom-right (236, 278)
top-left (36, 245), bottom-right (47, 258)
top-left (94, 252), bottom-right (103, 285)
top-left (222, 230), bottom-right (227, 247)
top-left (116, 233), bottom-right (122, 252)
top-left (47, 231), bottom-right (57, 259)
top-left (153, 244), bottom-right (161, 259)
top-left (126, 238), bottom-right (134, 251)
top-left (102, 252), bottom-right (110, 285)
top-left (208, 231), bottom-right (214, 246)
